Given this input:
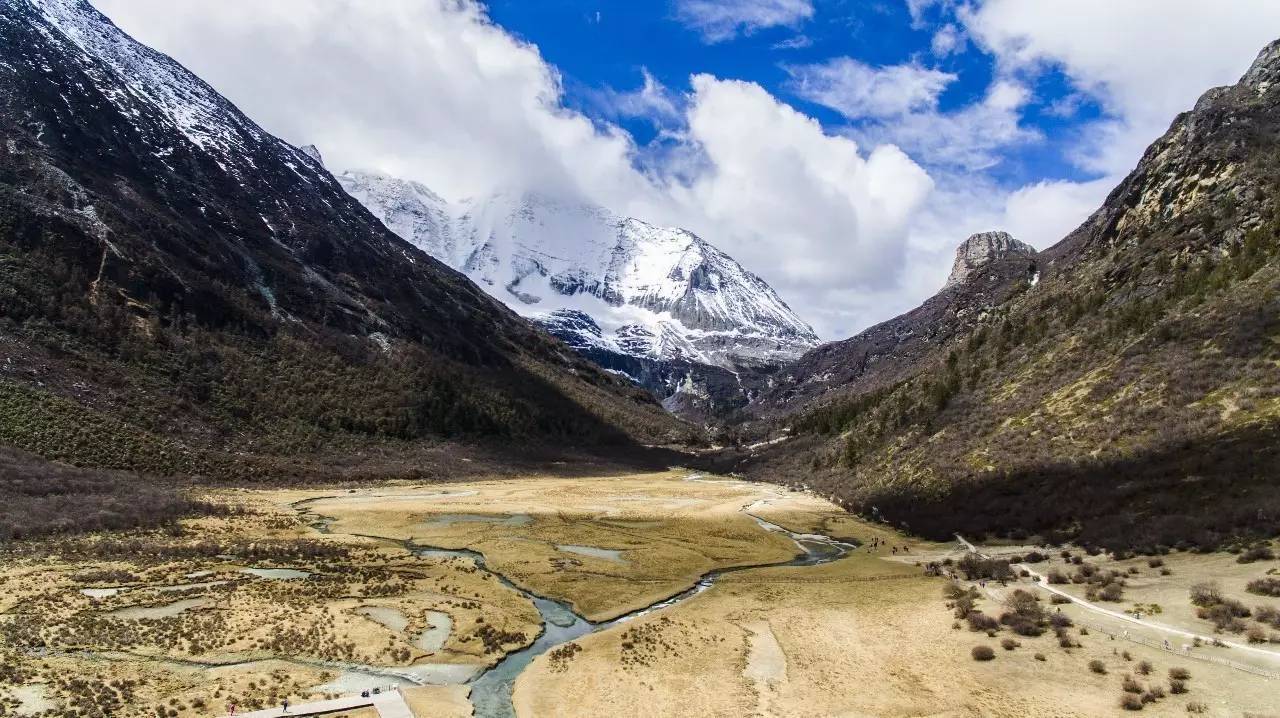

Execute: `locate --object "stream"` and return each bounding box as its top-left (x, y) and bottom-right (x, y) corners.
top-left (293, 488), bottom-right (858, 718)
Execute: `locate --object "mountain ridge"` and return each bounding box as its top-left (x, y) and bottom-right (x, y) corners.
top-left (734, 38), bottom-right (1280, 551)
top-left (0, 0), bottom-right (687, 479)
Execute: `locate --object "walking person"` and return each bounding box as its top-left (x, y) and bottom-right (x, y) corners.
top-left (281, 699), bottom-right (289, 714)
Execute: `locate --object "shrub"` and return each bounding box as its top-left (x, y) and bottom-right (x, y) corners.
top-left (1119, 693), bottom-right (1143, 711)
top-left (1120, 674), bottom-right (1142, 692)
top-left (971, 645), bottom-right (995, 661)
top-left (1147, 557), bottom-right (1164, 568)
top-left (1099, 582), bottom-right (1125, 602)
top-left (1236, 545), bottom-right (1275, 563)
top-left (1136, 660), bottom-right (1152, 675)
top-left (1189, 582), bottom-right (1222, 607)
top-left (1001, 638), bottom-right (1020, 651)
top-left (1023, 551), bottom-right (1048, 563)
top-left (1168, 667), bottom-right (1190, 681)
top-left (1246, 577), bottom-right (1280, 597)
top-left (1033, 652), bottom-right (1046, 661)
top-left (1185, 701), bottom-right (1206, 713)
top-left (1256, 605), bottom-right (1280, 628)
top-left (958, 554), bottom-right (1014, 581)
top-left (1246, 625), bottom-right (1268, 643)
top-left (967, 610), bottom-right (1000, 632)
top-left (1169, 679), bottom-right (1188, 694)
top-left (1050, 594), bottom-right (1072, 605)
top-left (1046, 569), bottom-right (1068, 584)
top-left (1088, 659), bottom-right (1107, 674)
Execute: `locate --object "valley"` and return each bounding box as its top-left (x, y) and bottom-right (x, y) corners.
top-left (2, 1), bottom-right (1280, 716)
top-left (3, 471), bottom-right (1275, 717)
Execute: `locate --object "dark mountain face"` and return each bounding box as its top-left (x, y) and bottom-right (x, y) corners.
top-left (0, 0), bottom-right (685, 477)
top-left (739, 39), bottom-right (1280, 551)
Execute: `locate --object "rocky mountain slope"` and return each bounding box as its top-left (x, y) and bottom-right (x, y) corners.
top-left (337, 169), bottom-right (818, 416)
top-left (741, 39), bottom-right (1280, 552)
top-left (755, 230), bottom-right (1037, 416)
top-left (0, 0), bottom-right (686, 479)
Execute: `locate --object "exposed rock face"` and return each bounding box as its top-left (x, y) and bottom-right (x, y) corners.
top-left (754, 233), bottom-right (1036, 416)
top-left (943, 231), bottom-right (1036, 289)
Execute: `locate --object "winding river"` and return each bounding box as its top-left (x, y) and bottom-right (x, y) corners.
top-left (294, 487), bottom-right (858, 718)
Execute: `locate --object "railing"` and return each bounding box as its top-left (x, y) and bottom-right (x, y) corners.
top-left (1078, 621), bottom-right (1279, 680)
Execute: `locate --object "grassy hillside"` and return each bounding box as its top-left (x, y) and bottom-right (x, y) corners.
top-left (747, 42), bottom-right (1280, 552)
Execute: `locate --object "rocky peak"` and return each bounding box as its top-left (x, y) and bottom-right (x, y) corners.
top-left (300, 144), bottom-right (324, 167)
top-left (1242, 38), bottom-right (1280, 88)
top-left (943, 231), bottom-right (1036, 289)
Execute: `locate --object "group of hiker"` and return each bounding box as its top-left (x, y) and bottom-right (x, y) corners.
top-left (224, 685), bottom-right (395, 715)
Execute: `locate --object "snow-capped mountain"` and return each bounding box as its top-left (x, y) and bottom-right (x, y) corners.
top-left (337, 170), bottom-right (819, 415)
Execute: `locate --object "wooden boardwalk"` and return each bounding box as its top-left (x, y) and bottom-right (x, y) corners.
top-left (230, 689), bottom-right (413, 718)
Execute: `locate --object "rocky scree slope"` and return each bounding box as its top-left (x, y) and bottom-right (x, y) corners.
top-left (0, 0), bottom-right (686, 478)
top-left (744, 39), bottom-right (1280, 552)
top-left (337, 170), bottom-right (819, 418)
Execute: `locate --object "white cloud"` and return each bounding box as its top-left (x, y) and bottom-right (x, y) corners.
top-left (905, 0), bottom-right (953, 30)
top-left (1000, 178), bottom-right (1112, 251)
top-left (785, 57), bottom-right (1038, 171)
top-left (666, 76), bottom-right (934, 295)
top-left (85, 0), bottom-right (1280, 343)
top-left (964, 0), bottom-right (1280, 176)
top-left (93, 0), bottom-right (652, 206)
top-left (593, 69), bottom-right (683, 125)
top-left (673, 0), bottom-right (814, 43)
top-left (92, 0), bottom-right (927, 340)
top-left (786, 58), bottom-right (956, 119)
top-left (864, 79), bottom-right (1039, 170)
top-left (930, 24), bottom-right (963, 57)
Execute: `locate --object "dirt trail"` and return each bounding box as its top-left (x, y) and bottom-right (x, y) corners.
top-left (955, 535), bottom-right (1280, 665)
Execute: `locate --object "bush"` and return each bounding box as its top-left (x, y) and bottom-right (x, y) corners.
top-left (1050, 594), bottom-right (1072, 605)
top-left (1169, 679), bottom-right (1188, 694)
top-left (1033, 652), bottom-right (1046, 661)
top-left (1189, 582), bottom-right (1222, 607)
top-left (1168, 667), bottom-right (1190, 681)
top-left (1246, 577), bottom-right (1280, 597)
top-left (1256, 605), bottom-right (1280, 628)
top-left (1136, 660), bottom-right (1152, 675)
top-left (1146, 557), bottom-right (1164, 568)
top-left (971, 645), bottom-right (995, 661)
top-left (1000, 638), bottom-right (1020, 651)
top-left (1120, 674), bottom-right (1142, 693)
top-left (1246, 625), bottom-right (1268, 643)
top-left (966, 610), bottom-right (1000, 632)
top-left (1236, 545), bottom-right (1275, 563)
top-left (958, 554), bottom-right (1014, 581)
top-left (1185, 701), bottom-right (1206, 713)
top-left (1046, 569), bottom-right (1068, 584)
top-left (1088, 659), bottom-right (1107, 674)
top-left (1049, 613), bottom-right (1073, 628)
top-left (1119, 693), bottom-right (1143, 711)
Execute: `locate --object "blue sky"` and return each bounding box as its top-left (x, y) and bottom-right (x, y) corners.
top-left (97, 0), bottom-right (1280, 338)
top-left (488, 0), bottom-right (1097, 187)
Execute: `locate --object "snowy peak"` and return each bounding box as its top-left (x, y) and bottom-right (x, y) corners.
top-left (336, 169), bottom-right (819, 369)
top-left (944, 231), bottom-right (1036, 289)
top-left (24, 0), bottom-right (318, 177)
